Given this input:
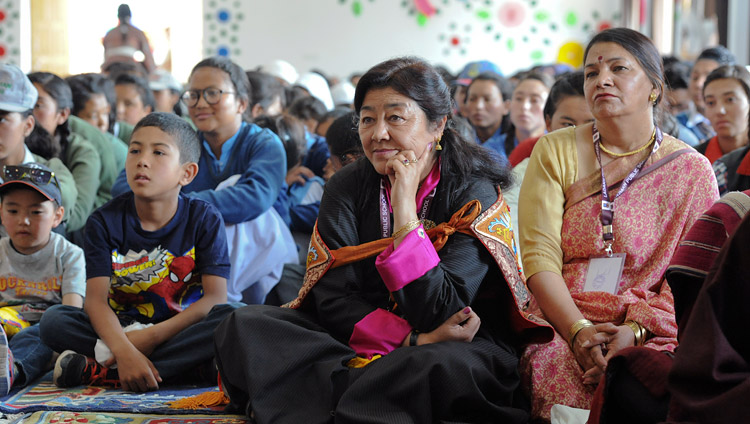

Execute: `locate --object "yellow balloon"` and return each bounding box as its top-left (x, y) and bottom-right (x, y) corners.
top-left (557, 41), bottom-right (585, 69)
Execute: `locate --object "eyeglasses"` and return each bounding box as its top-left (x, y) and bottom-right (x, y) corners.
top-left (181, 88), bottom-right (235, 107)
top-left (3, 165), bottom-right (60, 189)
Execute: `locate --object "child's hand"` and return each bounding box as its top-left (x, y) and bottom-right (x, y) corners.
top-left (116, 348), bottom-right (162, 392)
top-left (126, 327), bottom-right (159, 356)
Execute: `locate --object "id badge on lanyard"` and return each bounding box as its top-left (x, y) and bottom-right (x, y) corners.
top-left (583, 124), bottom-right (662, 294)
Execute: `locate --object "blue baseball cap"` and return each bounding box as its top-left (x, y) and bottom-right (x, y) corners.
top-left (454, 60), bottom-right (503, 86)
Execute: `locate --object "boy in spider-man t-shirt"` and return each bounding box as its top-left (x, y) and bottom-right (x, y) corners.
top-left (40, 112), bottom-right (235, 392)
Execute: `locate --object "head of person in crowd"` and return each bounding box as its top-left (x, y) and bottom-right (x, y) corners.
top-left (330, 81), bottom-right (355, 109)
top-left (260, 59), bottom-right (298, 87)
top-left (689, 46), bottom-right (736, 113)
top-left (295, 72), bottom-right (334, 111)
top-left (322, 111), bottom-right (361, 180)
top-left (583, 27), bottom-right (666, 126)
top-left (288, 96), bottom-right (327, 135)
top-left (102, 61), bottom-right (149, 81)
top-left (315, 106), bottom-right (351, 138)
top-left (452, 60), bottom-right (503, 118)
top-left (284, 85), bottom-right (310, 113)
top-left (66, 73), bottom-right (116, 134)
top-left (0, 162), bottom-right (64, 254)
top-left (542, 71), bottom-right (593, 131)
top-left (433, 65), bottom-right (454, 87)
top-left (507, 71), bottom-right (554, 143)
top-left (149, 69), bottom-right (184, 116)
top-left (0, 64), bottom-right (40, 168)
top-left (354, 56), bottom-right (512, 193)
top-left (27, 72), bottom-right (75, 159)
top-left (349, 73), bottom-right (362, 87)
top-left (244, 70), bottom-right (285, 120)
top-left (183, 56), bottom-right (250, 146)
top-left (254, 113), bottom-right (306, 172)
top-left (702, 65), bottom-right (750, 151)
top-left (117, 3), bottom-right (131, 23)
top-left (465, 71), bottom-right (513, 143)
top-left (310, 68), bottom-right (337, 88)
top-left (664, 60), bottom-right (694, 116)
top-left (114, 73), bottom-right (155, 126)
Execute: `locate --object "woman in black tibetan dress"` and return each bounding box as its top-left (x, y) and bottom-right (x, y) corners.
top-left (214, 57), bottom-right (552, 424)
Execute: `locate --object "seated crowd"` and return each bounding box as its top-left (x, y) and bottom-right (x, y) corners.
top-left (0, 25), bottom-right (749, 424)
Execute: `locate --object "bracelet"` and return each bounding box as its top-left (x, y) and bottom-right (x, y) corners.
top-left (409, 330), bottom-right (420, 347)
top-left (624, 320), bottom-right (647, 346)
top-left (392, 220), bottom-right (422, 240)
top-left (568, 319), bottom-right (594, 348)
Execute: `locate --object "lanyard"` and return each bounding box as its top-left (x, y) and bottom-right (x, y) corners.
top-left (593, 123), bottom-right (662, 256)
top-left (379, 179), bottom-right (436, 238)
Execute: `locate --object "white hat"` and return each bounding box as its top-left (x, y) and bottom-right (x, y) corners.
top-left (149, 69), bottom-right (182, 92)
top-left (330, 82), bottom-right (355, 107)
top-left (296, 72), bottom-right (334, 111)
top-left (0, 63), bottom-right (37, 113)
top-left (262, 60), bottom-right (298, 86)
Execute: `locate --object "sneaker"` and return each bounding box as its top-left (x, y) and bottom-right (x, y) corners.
top-left (53, 350), bottom-right (120, 388)
top-left (0, 325), bottom-right (14, 396)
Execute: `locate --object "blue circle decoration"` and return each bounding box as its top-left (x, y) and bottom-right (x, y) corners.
top-left (217, 9), bottom-right (231, 22)
top-left (217, 46), bottom-right (230, 57)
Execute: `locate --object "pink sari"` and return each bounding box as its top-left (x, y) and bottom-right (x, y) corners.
top-left (520, 136), bottom-right (719, 421)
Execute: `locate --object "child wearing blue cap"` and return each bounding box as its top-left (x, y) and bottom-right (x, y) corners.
top-left (0, 162), bottom-right (85, 395)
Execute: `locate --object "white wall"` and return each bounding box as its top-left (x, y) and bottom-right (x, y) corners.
top-left (203, 0), bottom-right (623, 79)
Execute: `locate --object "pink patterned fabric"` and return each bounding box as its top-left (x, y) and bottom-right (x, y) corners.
top-left (376, 224), bottom-right (440, 292)
top-left (348, 308), bottom-right (412, 358)
top-left (520, 145), bottom-right (719, 421)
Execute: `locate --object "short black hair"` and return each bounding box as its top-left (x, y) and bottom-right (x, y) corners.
top-left (324, 111), bottom-right (361, 158)
top-left (254, 114), bottom-right (306, 169)
top-left (132, 112), bottom-right (200, 164)
top-left (246, 71), bottom-right (284, 112)
top-left (696, 46), bottom-right (736, 67)
top-left (664, 61), bottom-right (691, 91)
top-left (288, 96), bottom-right (327, 122)
top-left (115, 73), bottom-right (156, 112)
top-left (543, 71), bottom-right (585, 120)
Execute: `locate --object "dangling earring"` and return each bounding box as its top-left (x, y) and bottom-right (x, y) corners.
top-left (649, 92), bottom-right (657, 105)
top-left (435, 135), bottom-right (443, 151)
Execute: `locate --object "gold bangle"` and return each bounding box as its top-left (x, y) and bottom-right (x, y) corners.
top-left (392, 220), bottom-right (422, 240)
top-left (624, 320), bottom-right (646, 346)
top-left (568, 319), bottom-right (594, 348)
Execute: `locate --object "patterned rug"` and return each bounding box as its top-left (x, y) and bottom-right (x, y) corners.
top-left (0, 372), bottom-right (239, 417)
top-left (1, 411), bottom-right (249, 423)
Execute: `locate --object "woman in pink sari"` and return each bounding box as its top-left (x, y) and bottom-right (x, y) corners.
top-left (517, 28), bottom-right (719, 421)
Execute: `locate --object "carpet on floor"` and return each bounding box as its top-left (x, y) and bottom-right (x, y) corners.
top-left (2, 410), bottom-right (250, 423)
top-left (0, 371), bottom-right (237, 417)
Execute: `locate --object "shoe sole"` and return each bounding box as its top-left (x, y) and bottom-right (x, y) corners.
top-left (53, 350), bottom-right (78, 388)
top-left (0, 326), bottom-right (9, 396)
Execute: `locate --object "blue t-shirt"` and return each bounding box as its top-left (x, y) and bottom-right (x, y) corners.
top-left (84, 192), bottom-right (230, 324)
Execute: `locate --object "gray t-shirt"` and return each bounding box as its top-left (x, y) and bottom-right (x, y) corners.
top-left (0, 232), bottom-right (86, 322)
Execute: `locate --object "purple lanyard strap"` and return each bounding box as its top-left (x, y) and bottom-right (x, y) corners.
top-left (592, 123), bottom-right (662, 257)
top-left (379, 179), bottom-right (436, 238)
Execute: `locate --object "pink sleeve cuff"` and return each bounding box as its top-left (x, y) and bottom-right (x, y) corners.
top-left (349, 308), bottom-right (412, 357)
top-left (375, 225), bottom-right (440, 292)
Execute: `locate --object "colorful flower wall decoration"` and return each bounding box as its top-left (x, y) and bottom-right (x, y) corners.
top-left (0, 1), bottom-right (21, 65)
top-left (340, 0), bottom-right (621, 69)
top-left (203, 0), bottom-right (244, 58)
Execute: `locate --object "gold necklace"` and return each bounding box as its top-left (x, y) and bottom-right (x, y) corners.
top-left (599, 128), bottom-right (656, 158)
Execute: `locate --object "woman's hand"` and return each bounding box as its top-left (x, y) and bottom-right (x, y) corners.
top-left (569, 325), bottom-right (603, 384)
top-left (579, 323), bottom-right (637, 385)
top-left (417, 306), bottom-right (481, 345)
top-left (386, 142), bottom-right (435, 224)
